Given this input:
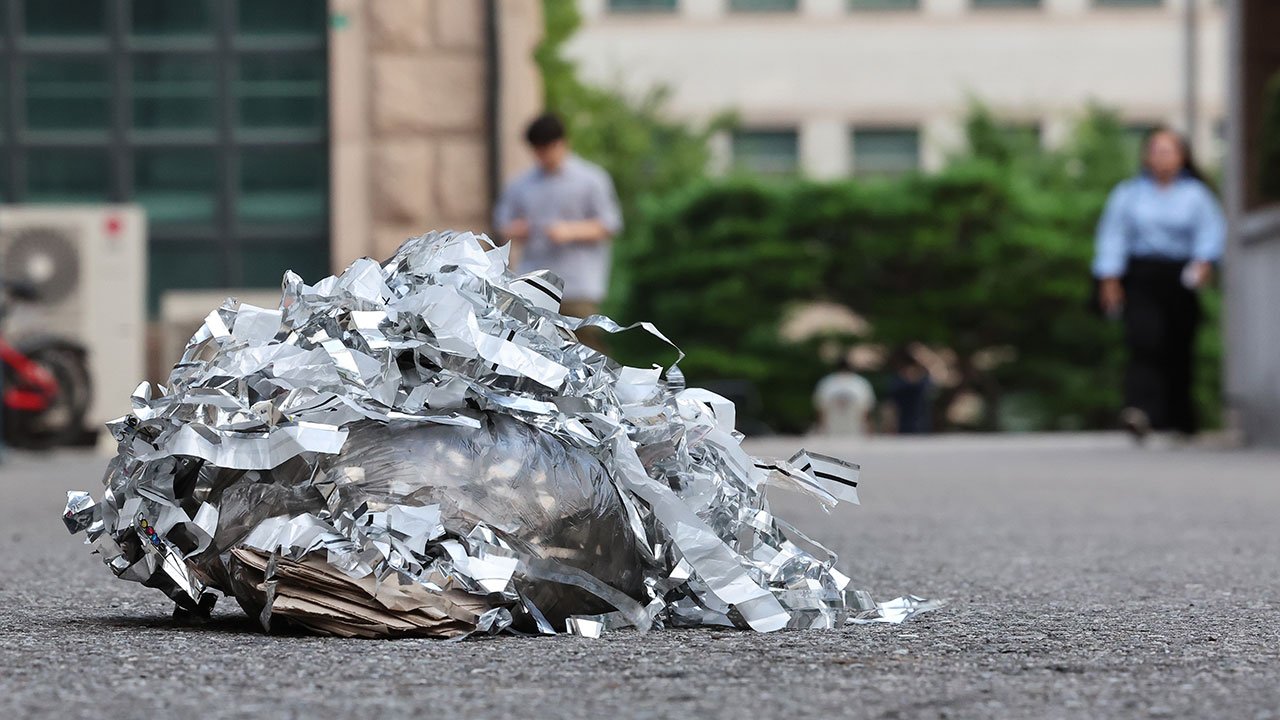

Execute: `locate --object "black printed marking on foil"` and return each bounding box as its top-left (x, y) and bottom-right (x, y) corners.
top-left (799, 462), bottom-right (858, 488)
top-left (516, 277), bottom-right (562, 304)
top-left (489, 329), bottom-right (517, 372)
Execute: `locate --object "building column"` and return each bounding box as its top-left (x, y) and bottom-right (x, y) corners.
top-left (578, 0), bottom-right (607, 21)
top-left (682, 0), bottom-right (725, 19)
top-left (1040, 114), bottom-right (1073, 150)
top-left (801, 120), bottom-right (849, 179)
top-left (802, 0), bottom-right (845, 18)
top-left (497, 1), bottom-right (546, 185)
top-left (922, 0), bottom-right (966, 18)
top-left (708, 130), bottom-right (732, 176)
top-left (921, 115), bottom-right (963, 173)
top-left (328, 0), bottom-right (373, 271)
top-left (1045, 0), bottom-right (1089, 17)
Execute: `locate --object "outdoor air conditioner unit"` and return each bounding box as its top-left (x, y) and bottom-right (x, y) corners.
top-left (0, 204), bottom-right (147, 437)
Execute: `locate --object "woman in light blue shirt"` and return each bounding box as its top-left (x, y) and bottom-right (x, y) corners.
top-left (1093, 128), bottom-right (1225, 439)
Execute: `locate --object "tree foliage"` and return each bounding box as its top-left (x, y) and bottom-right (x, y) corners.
top-left (616, 106), bottom-right (1222, 433)
top-left (534, 6), bottom-right (1222, 434)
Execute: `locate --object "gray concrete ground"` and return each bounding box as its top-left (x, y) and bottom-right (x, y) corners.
top-left (1, 434), bottom-right (1278, 720)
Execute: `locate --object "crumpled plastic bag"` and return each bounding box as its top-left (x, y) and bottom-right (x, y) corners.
top-left (63, 230), bottom-right (935, 638)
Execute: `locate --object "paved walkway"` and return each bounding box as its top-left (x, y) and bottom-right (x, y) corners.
top-left (2, 434), bottom-right (1278, 719)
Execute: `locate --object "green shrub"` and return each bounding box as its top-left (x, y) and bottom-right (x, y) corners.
top-left (612, 108), bottom-right (1222, 433)
top-left (535, 3), bottom-right (1223, 433)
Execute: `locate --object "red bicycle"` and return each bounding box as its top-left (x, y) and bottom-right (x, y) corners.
top-left (0, 280), bottom-right (93, 449)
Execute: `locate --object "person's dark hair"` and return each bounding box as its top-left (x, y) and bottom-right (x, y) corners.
top-left (525, 112), bottom-right (566, 148)
top-left (887, 346), bottom-right (920, 373)
top-left (1141, 126), bottom-right (1209, 186)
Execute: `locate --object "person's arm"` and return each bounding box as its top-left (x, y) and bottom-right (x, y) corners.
top-left (1093, 183), bottom-right (1131, 314)
top-left (546, 219), bottom-right (611, 244)
top-left (493, 183), bottom-right (529, 243)
top-left (1187, 184), bottom-right (1227, 288)
top-left (548, 169), bottom-right (623, 245)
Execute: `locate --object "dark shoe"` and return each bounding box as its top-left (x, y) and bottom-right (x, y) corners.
top-left (1120, 407), bottom-right (1151, 444)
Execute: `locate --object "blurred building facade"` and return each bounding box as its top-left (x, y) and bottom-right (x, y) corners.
top-left (329, 0), bottom-right (542, 272)
top-left (1224, 0), bottom-right (1280, 446)
top-left (566, 0), bottom-right (1225, 176)
top-left (0, 0), bottom-right (541, 306)
top-left (0, 0), bottom-right (542, 377)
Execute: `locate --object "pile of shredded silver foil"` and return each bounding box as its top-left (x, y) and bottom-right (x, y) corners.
top-left (63, 231), bottom-right (936, 638)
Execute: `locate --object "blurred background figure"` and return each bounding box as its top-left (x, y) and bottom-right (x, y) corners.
top-left (812, 354), bottom-right (875, 437)
top-left (886, 346), bottom-right (933, 435)
top-left (6, 0), bottom-right (1280, 447)
top-left (1093, 128), bottom-right (1225, 440)
top-left (494, 112), bottom-right (623, 352)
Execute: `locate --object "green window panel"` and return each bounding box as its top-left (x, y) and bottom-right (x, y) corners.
top-left (0, 68), bottom-right (7, 199)
top-left (24, 58), bottom-right (112, 134)
top-left (26, 148), bottom-right (112, 203)
top-left (729, 0), bottom-right (799, 11)
top-left (147, 243), bottom-right (225, 311)
top-left (132, 54), bottom-right (218, 132)
top-left (238, 239), bottom-right (330, 287)
top-left (852, 128), bottom-right (920, 176)
top-left (238, 0), bottom-right (329, 36)
top-left (608, 0), bottom-right (678, 12)
top-left (131, 0), bottom-right (214, 38)
top-left (732, 129), bottom-right (799, 176)
top-left (237, 53), bottom-right (327, 131)
top-left (239, 147), bottom-right (328, 226)
top-left (848, 0), bottom-right (920, 10)
top-left (4, 0), bottom-right (330, 314)
top-left (23, 0), bottom-right (107, 38)
top-left (134, 148), bottom-right (219, 225)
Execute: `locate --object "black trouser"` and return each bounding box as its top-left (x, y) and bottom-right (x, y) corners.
top-left (1122, 258), bottom-right (1202, 434)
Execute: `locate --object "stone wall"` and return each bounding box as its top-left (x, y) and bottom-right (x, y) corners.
top-left (328, 0), bottom-right (543, 268)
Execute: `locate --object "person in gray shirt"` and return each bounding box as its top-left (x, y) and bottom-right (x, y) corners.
top-left (494, 113), bottom-right (622, 351)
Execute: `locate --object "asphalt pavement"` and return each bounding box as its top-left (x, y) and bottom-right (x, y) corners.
top-left (1, 433), bottom-right (1278, 720)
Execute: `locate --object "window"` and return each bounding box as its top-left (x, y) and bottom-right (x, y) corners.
top-left (132, 0), bottom-right (214, 38)
top-left (0, 70), bottom-right (7, 202)
top-left (239, 147), bottom-right (328, 227)
top-left (237, 0), bottom-right (329, 36)
top-left (236, 53), bottom-right (327, 132)
top-left (24, 59), bottom-right (112, 135)
top-left (732, 129), bottom-right (799, 176)
top-left (849, 0), bottom-right (919, 10)
top-left (23, 0), bottom-right (107, 39)
top-left (852, 128), bottom-right (920, 176)
top-left (134, 148), bottom-right (219, 224)
top-left (1094, 0), bottom-right (1161, 6)
top-left (25, 148), bottom-right (111, 202)
top-left (729, 0), bottom-right (799, 11)
top-left (132, 55), bottom-right (218, 132)
top-left (972, 0), bottom-right (1042, 8)
top-left (608, 0), bottom-right (678, 12)
top-left (1000, 122), bottom-right (1042, 149)
top-left (0, 0), bottom-right (330, 312)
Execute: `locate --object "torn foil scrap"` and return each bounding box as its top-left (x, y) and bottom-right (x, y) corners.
top-left (64, 230), bottom-right (935, 638)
